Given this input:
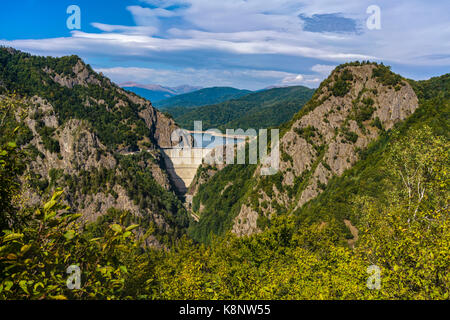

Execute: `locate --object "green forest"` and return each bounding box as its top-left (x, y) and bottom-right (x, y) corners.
top-left (165, 86), bottom-right (314, 130)
top-left (156, 87), bottom-right (252, 109)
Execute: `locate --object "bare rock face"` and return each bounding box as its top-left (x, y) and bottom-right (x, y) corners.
top-left (58, 119), bottom-right (117, 173)
top-left (44, 60), bottom-right (101, 89)
top-left (231, 63), bottom-right (419, 236)
top-left (79, 185), bottom-right (140, 222)
top-left (138, 105), bottom-right (180, 148)
top-left (231, 204), bottom-right (260, 237)
top-left (14, 95), bottom-right (181, 248)
top-left (42, 57), bottom-right (180, 150)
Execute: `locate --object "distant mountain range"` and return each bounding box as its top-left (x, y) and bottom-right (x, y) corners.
top-left (165, 85), bottom-right (315, 131)
top-left (155, 87), bottom-right (253, 109)
top-left (120, 82), bottom-right (202, 102)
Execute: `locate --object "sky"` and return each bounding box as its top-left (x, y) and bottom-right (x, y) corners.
top-left (0, 0), bottom-right (449, 90)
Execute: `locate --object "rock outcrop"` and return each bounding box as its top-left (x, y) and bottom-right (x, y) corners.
top-left (0, 48), bottom-right (191, 247)
top-left (192, 63), bottom-right (419, 237)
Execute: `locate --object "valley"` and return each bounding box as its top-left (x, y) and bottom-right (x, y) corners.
top-left (0, 48), bottom-right (448, 300)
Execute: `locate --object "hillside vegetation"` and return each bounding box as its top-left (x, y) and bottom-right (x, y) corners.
top-left (156, 87), bottom-right (252, 110)
top-left (189, 63), bottom-right (448, 243)
top-left (0, 48), bottom-right (190, 248)
top-left (166, 86), bottom-right (314, 130)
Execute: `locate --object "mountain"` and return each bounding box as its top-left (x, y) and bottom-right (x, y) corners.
top-left (166, 85), bottom-right (315, 130)
top-left (0, 48), bottom-right (190, 247)
top-left (155, 87), bottom-right (252, 109)
top-left (187, 62), bottom-right (446, 243)
top-left (121, 83), bottom-right (202, 103)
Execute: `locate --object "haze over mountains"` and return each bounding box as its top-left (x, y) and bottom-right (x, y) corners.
top-left (120, 82), bottom-right (202, 102)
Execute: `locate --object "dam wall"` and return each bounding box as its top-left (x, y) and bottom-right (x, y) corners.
top-left (161, 148), bottom-right (212, 194)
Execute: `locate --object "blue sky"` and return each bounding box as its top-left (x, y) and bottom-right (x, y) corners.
top-left (0, 0), bottom-right (449, 90)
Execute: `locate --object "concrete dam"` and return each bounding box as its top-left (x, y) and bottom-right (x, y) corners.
top-left (161, 131), bottom-right (249, 194)
top-left (161, 147), bottom-right (212, 194)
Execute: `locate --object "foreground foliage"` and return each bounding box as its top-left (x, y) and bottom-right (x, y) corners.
top-left (1, 121), bottom-right (448, 299)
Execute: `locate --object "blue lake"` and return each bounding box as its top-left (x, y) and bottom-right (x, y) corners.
top-left (191, 133), bottom-right (245, 149)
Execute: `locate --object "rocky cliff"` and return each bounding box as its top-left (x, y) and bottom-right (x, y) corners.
top-left (0, 48), bottom-right (190, 246)
top-left (233, 63), bottom-right (418, 236)
top-left (189, 62), bottom-right (420, 239)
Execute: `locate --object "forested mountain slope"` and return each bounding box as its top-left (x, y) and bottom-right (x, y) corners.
top-left (156, 87), bottom-right (252, 110)
top-left (0, 48), bottom-right (190, 247)
top-left (189, 62), bottom-right (439, 243)
top-left (166, 86), bottom-right (314, 130)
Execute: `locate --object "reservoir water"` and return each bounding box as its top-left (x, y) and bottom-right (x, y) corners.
top-left (191, 132), bottom-right (245, 149)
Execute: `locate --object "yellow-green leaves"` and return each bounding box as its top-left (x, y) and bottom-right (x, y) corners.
top-left (19, 280), bottom-right (29, 294)
top-left (2, 233), bottom-right (24, 242)
top-left (6, 141), bottom-right (17, 149)
top-left (20, 244), bottom-right (31, 254)
top-left (110, 224), bottom-right (122, 233)
top-left (64, 230), bottom-right (76, 241)
top-left (125, 224), bottom-right (139, 232)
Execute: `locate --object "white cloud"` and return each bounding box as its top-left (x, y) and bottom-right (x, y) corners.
top-left (282, 74), bottom-right (304, 85)
top-left (95, 66), bottom-right (323, 89)
top-left (91, 23), bottom-right (158, 35)
top-left (311, 64), bottom-right (336, 75)
top-left (0, 27), bottom-right (375, 62)
top-left (1, 0), bottom-right (449, 89)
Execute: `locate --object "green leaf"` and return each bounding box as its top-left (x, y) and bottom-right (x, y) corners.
top-left (33, 282), bottom-right (44, 292)
top-left (7, 141), bottom-right (17, 149)
top-left (125, 224), bottom-right (139, 231)
top-left (44, 211), bottom-right (57, 222)
top-left (123, 231), bottom-right (132, 238)
top-left (110, 224), bottom-right (122, 233)
top-left (19, 280), bottom-right (29, 294)
top-left (3, 233), bottom-right (24, 242)
top-left (67, 213), bottom-right (82, 222)
top-left (4, 281), bottom-right (13, 291)
top-left (119, 266), bottom-right (128, 274)
top-left (64, 230), bottom-right (76, 241)
top-left (43, 199), bottom-right (57, 212)
top-left (20, 244), bottom-right (31, 253)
